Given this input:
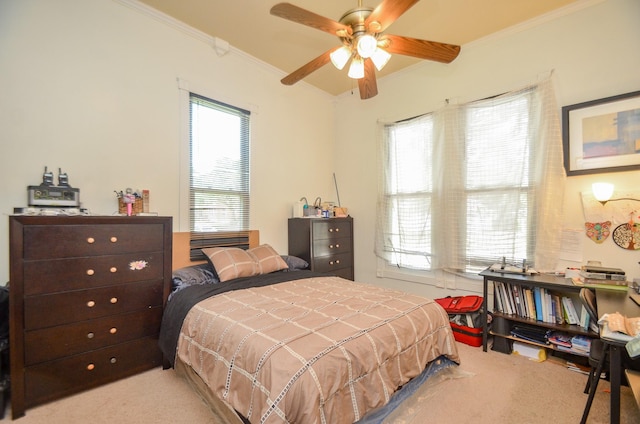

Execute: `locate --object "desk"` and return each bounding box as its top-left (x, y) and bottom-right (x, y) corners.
top-left (582, 288), bottom-right (640, 424)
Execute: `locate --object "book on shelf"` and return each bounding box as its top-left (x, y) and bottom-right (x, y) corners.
top-left (562, 296), bottom-right (579, 325)
top-left (571, 277), bottom-right (628, 291)
top-left (533, 287), bottom-right (543, 322)
top-left (580, 265), bottom-right (626, 275)
top-left (579, 270), bottom-right (626, 281)
top-left (491, 280), bottom-right (586, 326)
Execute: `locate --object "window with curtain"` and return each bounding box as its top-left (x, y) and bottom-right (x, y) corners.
top-left (189, 93), bottom-right (250, 234)
top-left (375, 78), bottom-right (565, 275)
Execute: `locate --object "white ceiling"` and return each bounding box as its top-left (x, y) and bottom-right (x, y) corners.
top-left (136, 0), bottom-right (581, 96)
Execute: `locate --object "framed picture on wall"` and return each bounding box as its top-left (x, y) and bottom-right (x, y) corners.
top-left (562, 90), bottom-right (640, 176)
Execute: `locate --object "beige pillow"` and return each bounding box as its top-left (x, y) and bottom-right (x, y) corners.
top-left (202, 247), bottom-right (258, 282)
top-left (202, 244), bottom-right (288, 283)
top-left (247, 244), bottom-right (289, 275)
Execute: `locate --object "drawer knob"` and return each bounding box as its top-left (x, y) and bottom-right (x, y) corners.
top-left (335, 228), bottom-right (340, 232)
top-left (87, 237), bottom-right (95, 244)
top-left (110, 327), bottom-right (117, 334)
top-left (87, 332), bottom-right (94, 339)
top-left (110, 267), bottom-right (117, 273)
top-left (329, 229), bottom-right (333, 232)
top-left (87, 300), bottom-right (96, 308)
top-left (110, 357), bottom-right (117, 364)
top-left (86, 269), bottom-right (95, 276)
top-left (87, 363), bottom-right (95, 371)
top-left (110, 297), bottom-right (118, 304)
top-left (110, 236), bottom-right (118, 243)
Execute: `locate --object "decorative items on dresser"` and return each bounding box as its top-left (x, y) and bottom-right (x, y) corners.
top-left (287, 217), bottom-right (354, 280)
top-left (9, 215), bottom-right (172, 419)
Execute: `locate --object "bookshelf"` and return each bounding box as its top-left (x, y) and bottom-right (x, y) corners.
top-left (480, 268), bottom-right (598, 357)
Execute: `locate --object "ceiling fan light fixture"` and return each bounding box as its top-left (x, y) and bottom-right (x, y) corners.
top-left (370, 47), bottom-right (391, 71)
top-left (330, 46), bottom-right (352, 70)
top-left (356, 34), bottom-right (377, 58)
top-left (348, 57), bottom-right (365, 79)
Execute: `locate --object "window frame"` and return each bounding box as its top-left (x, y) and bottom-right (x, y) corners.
top-left (187, 92), bottom-right (251, 235)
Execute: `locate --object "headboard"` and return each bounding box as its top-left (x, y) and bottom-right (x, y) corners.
top-left (172, 230), bottom-right (260, 271)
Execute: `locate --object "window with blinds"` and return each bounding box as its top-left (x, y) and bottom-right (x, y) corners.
top-left (189, 93), bottom-right (250, 235)
top-left (375, 79), bottom-right (565, 275)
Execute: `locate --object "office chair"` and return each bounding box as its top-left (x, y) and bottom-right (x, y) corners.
top-left (580, 288), bottom-right (606, 394)
top-left (579, 288), bottom-right (610, 424)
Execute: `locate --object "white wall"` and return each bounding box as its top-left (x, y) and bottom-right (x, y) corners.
top-left (0, 0), bottom-right (337, 283)
top-left (1, 0), bottom-right (638, 298)
top-left (333, 0), bottom-right (640, 299)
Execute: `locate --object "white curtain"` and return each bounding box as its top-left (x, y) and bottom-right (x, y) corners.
top-left (375, 77), bottom-right (565, 274)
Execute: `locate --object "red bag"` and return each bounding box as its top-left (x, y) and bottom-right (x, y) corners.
top-left (449, 322), bottom-right (483, 347)
top-left (435, 295), bottom-right (484, 347)
top-left (435, 295), bottom-right (483, 313)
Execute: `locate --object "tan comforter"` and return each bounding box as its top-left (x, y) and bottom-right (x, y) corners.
top-left (176, 275), bottom-right (459, 423)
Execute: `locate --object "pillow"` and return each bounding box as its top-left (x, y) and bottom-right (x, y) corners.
top-left (202, 244), bottom-right (289, 282)
top-left (202, 247), bottom-right (259, 282)
top-left (281, 255), bottom-right (309, 271)
top-left (170, 263), bottom-right (219, 298)
top-left (247, 244), bottom-right (289, 275)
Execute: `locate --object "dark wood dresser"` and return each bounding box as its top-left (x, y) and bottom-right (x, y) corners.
top-left (288, 217), bottom-right (354, 280)
top-left (9, 215), bottom-right (172, 419)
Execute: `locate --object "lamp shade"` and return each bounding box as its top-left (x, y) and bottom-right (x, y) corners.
top-left (330, 46), bottom-right (351, 70)
top-left (348, 57), bottom-right (365, 79)
top-left (371, 48), bottom-right (391, 71)
top-left (592, 182), bottom-right (614, 203)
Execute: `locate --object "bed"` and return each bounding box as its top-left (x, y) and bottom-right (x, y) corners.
top-left (160, 232), bottom-right (459, 423)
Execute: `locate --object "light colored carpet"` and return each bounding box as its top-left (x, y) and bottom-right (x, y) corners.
top-left (8, 342), bottom-right (640, 423)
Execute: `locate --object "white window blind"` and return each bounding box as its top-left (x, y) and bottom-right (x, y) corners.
top-left (376, 78), bottom-right (565, 274)
top-left (189, 93), bottom-right (250, 233)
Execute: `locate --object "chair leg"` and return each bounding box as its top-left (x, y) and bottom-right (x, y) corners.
top-left (581, 342), bottom-right (609, 424)
top-left (584, 368), bottom-right (594, 394)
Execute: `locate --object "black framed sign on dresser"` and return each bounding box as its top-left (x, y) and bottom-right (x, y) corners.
top-left (288, 217), bottom-right (354, 280)
top-left (9, 215), bottom-right (172, 419)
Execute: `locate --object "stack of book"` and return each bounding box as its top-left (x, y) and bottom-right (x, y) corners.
top-left (571, 265), bottom-right (628, 291)
top-left (547, 332), bottom-right (592, 356)
top-left (492, 280), bottom-right (587, 327)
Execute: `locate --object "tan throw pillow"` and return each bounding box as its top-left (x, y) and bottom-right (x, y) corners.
top-left (247, 244), bottom-right (289, 275)
top-left (202, 247), bottom-right (259, 282)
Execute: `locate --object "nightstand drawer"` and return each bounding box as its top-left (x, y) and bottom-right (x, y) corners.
top-left (25, 337), bottom-right (162, 408)
top-left (25, 280), bottom-right (163, 330)
top-left (23, 253), bottom-right (164, 296)
top-left (25, 307), bottom-right (162, 365)
top-left (23, 224), bottom-right (165, 259)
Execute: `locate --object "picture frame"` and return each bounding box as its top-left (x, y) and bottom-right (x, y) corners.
top-left (562, 90), bottom-right (640, 176)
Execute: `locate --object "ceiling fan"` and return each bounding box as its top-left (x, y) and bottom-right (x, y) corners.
top-left (270, 0), bottom-right (461, 100)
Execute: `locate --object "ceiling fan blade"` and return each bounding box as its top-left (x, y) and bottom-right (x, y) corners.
top-left (358, 59), bottom-right (378, 100)
top-left (365, 0), bottom-right (420, 33)
top-left (270, 3), bottom-right (351, 37)
top-left (281, 48), bottom-right (336, 86)
top-left (382, 34), bottom-right (460, 63)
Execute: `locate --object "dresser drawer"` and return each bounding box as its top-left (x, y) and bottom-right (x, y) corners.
top-left (25, 307), bottom-right (162, 365)
top-left (23, 223), bottom-right (165, 259)
top-left (312, 252), bottom-right (353, 274)
top-left (25, 280), bottom-right (163, 330)
top-left (23, 252), bottom-right (163, 296)
top-left (312, 236), bottom-right (351, 257)
top-left (312, 220), bottom-right (352, 240)
top-left (24, 337), bottom-right (162, 408)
